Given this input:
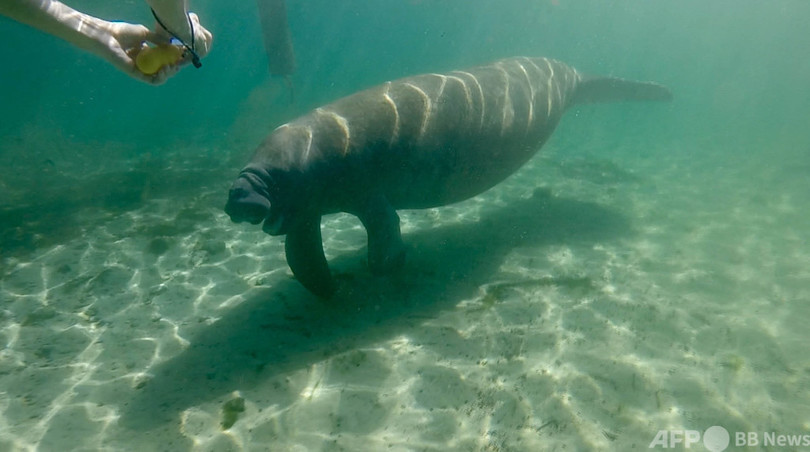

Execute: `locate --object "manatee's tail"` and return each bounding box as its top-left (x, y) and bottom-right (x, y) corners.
top-left (573, 75), bottom-right (673, 104)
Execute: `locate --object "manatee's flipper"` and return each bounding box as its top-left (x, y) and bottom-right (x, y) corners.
top-left (356, 194), bottom-right (406, 274)
top-left (573, 75), bottom-right (673, 104)
top-left (285, 216), bottom-right (335, 298)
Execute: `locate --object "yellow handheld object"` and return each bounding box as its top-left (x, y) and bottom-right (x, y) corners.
top-left (135, 44), bottom-right (182, 75)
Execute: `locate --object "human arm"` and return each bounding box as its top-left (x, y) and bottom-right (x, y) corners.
top-left (0, 0), bottom-right (210, 84)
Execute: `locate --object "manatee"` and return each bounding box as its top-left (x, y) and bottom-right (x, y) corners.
top-left (225, 56), bottom-right (671, 297)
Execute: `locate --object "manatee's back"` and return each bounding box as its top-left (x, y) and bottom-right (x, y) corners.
top-left (278, 57), bottom-right (669, 210)
top-left (291, 57), bottom-right (580, 209)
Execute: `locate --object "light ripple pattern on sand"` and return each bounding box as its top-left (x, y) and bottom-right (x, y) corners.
top-left (1, 144), bottom-right (808, 450)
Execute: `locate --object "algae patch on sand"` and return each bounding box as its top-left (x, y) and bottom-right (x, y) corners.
top-left (221, 396), bottom-right (246, 430)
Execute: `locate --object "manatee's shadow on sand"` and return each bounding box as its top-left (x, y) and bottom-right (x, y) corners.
top-left (119, 188), bottom-right (632, 431)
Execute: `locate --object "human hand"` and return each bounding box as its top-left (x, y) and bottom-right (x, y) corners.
top-left (154, 12), bottom-right (212, 59)
top-left (99, 14), bottom-right (213, 85)
top-left (189, 12), bottom-right (214, 58)
top-left (0, 0), bottom-right (206, 85)
top-left (102, 20), bottom-right (181, 85)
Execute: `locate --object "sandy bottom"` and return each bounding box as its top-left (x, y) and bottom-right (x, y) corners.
top-left (1, 139), bottom-right (809, 451)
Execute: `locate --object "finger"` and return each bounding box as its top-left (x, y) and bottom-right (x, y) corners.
top-left (188, 12), bottom-right (213, 57)
top-left (151, 63), bottom-right (181, 85)
top-left (125, 42), bottom-right (147, 63)
top-left (149, 72), bottom-right (169, 86)
top-left (144, 29), bottom-right (172, 45)
top-left (148, 65), bottom-right (173, 85)
top-left (129, 66), bottom-right (162, 85)
top-left (106, 47), bottom-right (151, 83)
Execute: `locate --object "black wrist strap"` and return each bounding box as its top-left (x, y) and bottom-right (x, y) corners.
top-left (151, 8), bottom-right (202, 68)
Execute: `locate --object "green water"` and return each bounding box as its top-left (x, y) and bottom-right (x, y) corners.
top-left (1, 1), bottom-right (809, 450)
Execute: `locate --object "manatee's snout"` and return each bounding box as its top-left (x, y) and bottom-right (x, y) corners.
top-left (225, 177), bottom-right (271, 225)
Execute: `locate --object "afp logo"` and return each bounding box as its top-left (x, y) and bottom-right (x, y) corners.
top-left (649, 426), bottom-right (730, 451)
